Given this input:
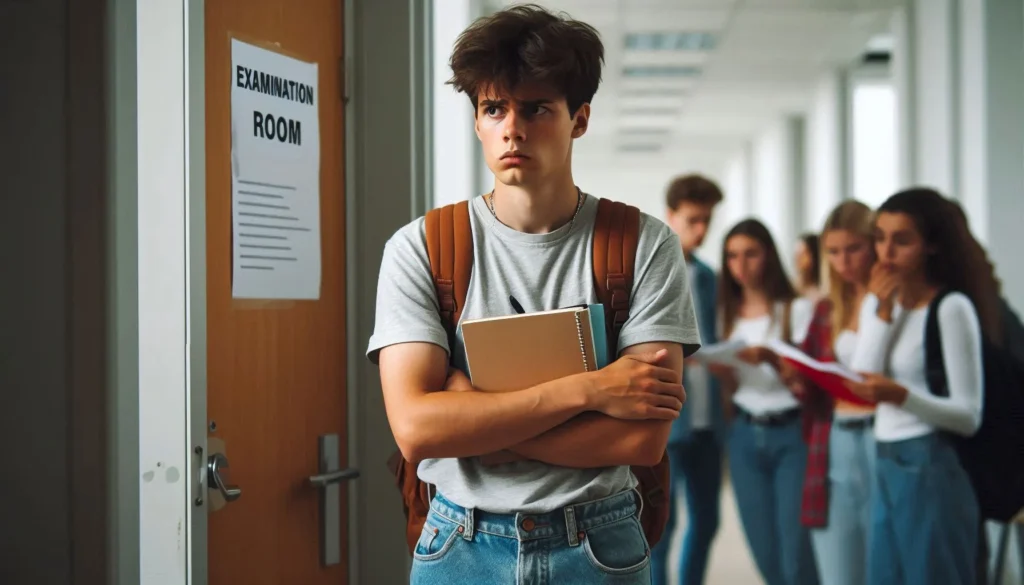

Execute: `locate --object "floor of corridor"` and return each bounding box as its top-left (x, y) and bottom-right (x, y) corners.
top-left (663, 472), bottom-right (764, 585)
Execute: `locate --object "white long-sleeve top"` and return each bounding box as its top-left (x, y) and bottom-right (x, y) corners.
top-left (850, 292), bottom-right (984, 442)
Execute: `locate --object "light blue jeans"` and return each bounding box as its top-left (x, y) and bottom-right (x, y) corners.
top-left (651, 430), bottom-right (722, 585)
top-left (410, 489), bottom-right (651, 584)
top-left (868, 433), bottom-right (979, 585)
top-left (728, 412), bottom-right (820, 585)
top-left (809, 417), bottom-right (876, 585)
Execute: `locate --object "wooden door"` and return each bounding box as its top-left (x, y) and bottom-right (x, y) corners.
top-left (205, 1), bottom-right (348, 583)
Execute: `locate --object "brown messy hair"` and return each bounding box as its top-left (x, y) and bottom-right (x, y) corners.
top-left (877, 187), bottom-right (1003, 345)
top-left (719, 219), bottom-right (798, 338)
top-left (665, 174), bottom-right (724, 211)
top-left (447, 4), bottom-right (604, 116)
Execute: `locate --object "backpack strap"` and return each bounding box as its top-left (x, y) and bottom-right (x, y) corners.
top-left (592, 198), bottom-right (641, 353)
top-left (424, 201), bottom-right (474, 351)
top-left (925, 289), bottom-right (954, 397)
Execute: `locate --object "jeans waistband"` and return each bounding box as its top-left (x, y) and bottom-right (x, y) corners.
top-left (834, 415), bottom-right (874, 431)
top-left (429, 489), bottom-right (640, 545)
top-left (735, 406), bottom-right (801, 426)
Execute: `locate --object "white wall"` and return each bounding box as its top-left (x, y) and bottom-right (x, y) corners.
top-left (912, 0), bottom-right (958, 193)
top-left (804, 72), bottom-right (845, 230)
top-left (752, 119), bottom-right (799, 271)
top-left (572, 158), bottom-right (732, 267)
top-left (705, 149), bottom-right (755, 270)
top-left (432, 0), bottom-right (477, 207)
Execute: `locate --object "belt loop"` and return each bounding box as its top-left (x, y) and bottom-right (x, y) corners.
top-left (462, 506), bottom-right (475, 541)
top-left (632, 487), bottom-right (644, 521)
top-left (564, 505), bottom-right (580, 547)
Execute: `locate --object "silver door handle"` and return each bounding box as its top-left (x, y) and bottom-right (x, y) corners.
top-left (309, 468), bottom-right (360, 487)
top-left (207, 452), bottom-right (242, 502)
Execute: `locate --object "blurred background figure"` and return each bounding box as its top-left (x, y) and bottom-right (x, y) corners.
top-left (655, 174), bottom-right (726, 585)
top-left (794, 233), bottom-right (823, 302)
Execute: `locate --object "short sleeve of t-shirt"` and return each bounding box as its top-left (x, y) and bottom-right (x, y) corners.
top-left (616, 216), bottom-right (702, 357)
top-left (365, 219), bottom-right (449, 364)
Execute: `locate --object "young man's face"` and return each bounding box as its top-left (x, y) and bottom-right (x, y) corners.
top-left (474, 82), bottom-right (589, 188)
top-left (667, 201), bottom-right (716, 254)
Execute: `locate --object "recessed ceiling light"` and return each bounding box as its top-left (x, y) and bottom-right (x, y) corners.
top-left (623, 65), bottom-right (702, 78)
top-left (620, 88), bottom-right (690, 98)
top-left (625, 32), bottom-right (716, 52)
top-left (617, 143), bottom-right (663, 153)
top-left (619, 127), bottom-right (671, 136)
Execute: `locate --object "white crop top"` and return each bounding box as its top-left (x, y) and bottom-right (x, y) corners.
top-left (728, 298), bottom-right (814, 416)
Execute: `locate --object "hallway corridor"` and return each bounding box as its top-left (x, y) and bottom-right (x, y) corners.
top-left (662, 472), bottom-right (764, 585)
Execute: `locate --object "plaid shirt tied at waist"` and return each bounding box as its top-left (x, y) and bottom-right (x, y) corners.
top-left (798, 299), bottom-right (837, 528)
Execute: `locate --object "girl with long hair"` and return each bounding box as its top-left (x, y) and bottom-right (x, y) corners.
top-left (782, 201), bottom-right (878, 585)
top-left (795, 232), bottom-right (823, 300)
top-left (844, 187), bottom-right (1000, 584)
top-left (712, 219), bottom-right (820, 585)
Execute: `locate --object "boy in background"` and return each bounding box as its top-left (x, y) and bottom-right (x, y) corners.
top-left (652, 174), bottom-right (726, 585)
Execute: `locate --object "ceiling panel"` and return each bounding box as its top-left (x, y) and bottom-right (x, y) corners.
top-left (479, 0), bottom-right (897, 163)
top-left (620, 9), bottom-right (732, 30)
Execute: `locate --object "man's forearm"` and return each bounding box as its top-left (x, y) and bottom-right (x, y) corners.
top-left (505, 413), bottom-right (670, 468)
top-left (393, 373), bottom-right (592, 462)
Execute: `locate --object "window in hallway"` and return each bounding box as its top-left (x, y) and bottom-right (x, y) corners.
top-left (851, 80), bottom-right (897, 207)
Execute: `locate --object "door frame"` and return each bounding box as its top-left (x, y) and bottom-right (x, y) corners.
top-left (169, 0), bottom-right (434, 584)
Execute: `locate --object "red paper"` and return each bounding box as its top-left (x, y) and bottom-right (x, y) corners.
top-left (780, 357), bottom-right (875, 407)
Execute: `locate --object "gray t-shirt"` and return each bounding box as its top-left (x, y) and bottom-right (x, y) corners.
top-left (366, 193), bottom-right (701, 513)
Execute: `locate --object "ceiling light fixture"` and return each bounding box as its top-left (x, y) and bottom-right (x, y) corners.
top-left (623, 65), bottom-right (702, 78)
top-left (625, 32), bottom-right (716, 52)
top-left (620, 107), bottom-right (680, 116)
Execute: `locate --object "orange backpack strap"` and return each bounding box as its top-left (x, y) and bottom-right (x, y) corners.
top-left (591, 198), bottom-right (671, 548)
top-left (390, 201), bottom-right (474, 556)
top-left (592, 198), bottom-right (641, 351)
top-left (424, 200), bottom-right (474, 344)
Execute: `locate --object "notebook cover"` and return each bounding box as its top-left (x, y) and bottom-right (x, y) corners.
top-left (461, 307), bottom-right (598, 392)
top-left (587, 303), bottom-right (610, 368)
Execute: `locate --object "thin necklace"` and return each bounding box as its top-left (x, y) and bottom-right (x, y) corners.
top-left (486, 187), bottom-right (584, 232)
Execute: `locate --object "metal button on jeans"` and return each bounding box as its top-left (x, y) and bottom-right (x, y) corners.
top-left (521, 518), bottom-right (535, 531)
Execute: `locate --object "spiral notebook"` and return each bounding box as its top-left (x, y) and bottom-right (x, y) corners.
top-left (461, 305), bottom-right (602, 392)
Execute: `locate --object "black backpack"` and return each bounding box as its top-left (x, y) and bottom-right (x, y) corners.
top-left (924, 289), bottom-right (1024, 522)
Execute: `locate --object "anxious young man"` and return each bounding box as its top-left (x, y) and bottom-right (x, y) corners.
top-left (367, 5), bottom-right (700, 583)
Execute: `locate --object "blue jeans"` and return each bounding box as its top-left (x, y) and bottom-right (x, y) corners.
top-left (651, 430), bottom-right (722, 585)
top-left (410, 489), bottom-right (651, 584)
top-left (809, 418), bottom-right (876, 585)
top-left (868, 433), bottom-right (979, 585)
top-left (728, 412), bottom-right (820, 585)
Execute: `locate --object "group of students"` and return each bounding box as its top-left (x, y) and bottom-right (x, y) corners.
top-left (657, 174), bottom-right (1007, 585)
top-left (367, 5), bottom-right (1016, 584)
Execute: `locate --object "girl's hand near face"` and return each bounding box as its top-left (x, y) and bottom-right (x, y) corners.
top-left (868, 264), bottom-right (901, 322)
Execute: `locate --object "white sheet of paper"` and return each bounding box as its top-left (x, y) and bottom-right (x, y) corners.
top-left (230, 39), bottom-right (321, 300)
top-left (765, 339), bottom-right (864, 382)
top-left (689, 339), bottom-right (748, 367)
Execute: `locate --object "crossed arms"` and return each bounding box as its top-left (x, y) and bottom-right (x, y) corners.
top-left (379, 340), bottom-right (686, 468)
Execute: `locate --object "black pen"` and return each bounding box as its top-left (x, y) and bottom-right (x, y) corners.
top-left (509, 295), bottom-right (526, 315)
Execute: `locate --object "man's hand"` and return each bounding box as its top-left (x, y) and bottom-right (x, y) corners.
top-left (585, 349), bottom-right (685, 420)
top-left (869, 264), bottom-right (901, 322)
top-left (844, 373), bottom-right (904, 404)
